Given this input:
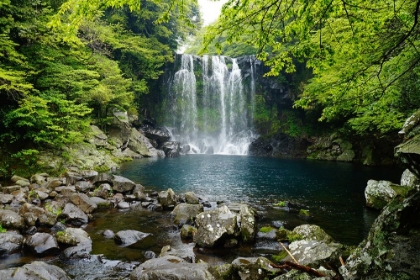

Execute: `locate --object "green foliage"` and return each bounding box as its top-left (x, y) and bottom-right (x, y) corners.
top-left (299, 209), bottom-right (310, 216)
top-left (203, 0), bottom-right (420, 137)
top-left (45, 202), bottom-right (63, 216)
top-left (271, 250), bottom-right (288, 262)
top-left (259, 226), bottom-right (275, 233)
top-left (0, 224), bottom-right (6, 233)
top-left (273, 201), bottom-right (287, 207)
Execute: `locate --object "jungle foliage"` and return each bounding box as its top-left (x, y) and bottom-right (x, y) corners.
top-left (0, 0), bottom-right (200, 177)
top-left (203, 0), bottom-right (420, 137)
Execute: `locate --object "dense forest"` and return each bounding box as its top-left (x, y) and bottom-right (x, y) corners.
top-left (0, 0), bottom-right (200, 177)
top-left (1, 0), bottom-right (420, 176)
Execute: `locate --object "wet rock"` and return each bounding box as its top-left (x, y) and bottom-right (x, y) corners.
top-left (194, 205), bottom-right (240, 248)
top-left (93, 183), bottom-right (112, 199)
top-left (112, 175), bottom-right (136, 193)
top-left (57, 228), bottom-right (92, 259)
top-left (19, 203), bottom-right (57, 227)
top-left (0, 261), bottom-right (71, 280)
top-left (272, 221), bottom-right (284, 228)
top-left (158, 188), bottom-right (177, 209)
top-left (25, 232), bottom-right (59, 255)
top-left (292, 224), bottom-right (333, 243)
top-left (185, 191), bottom-right (199, 204)
top-left (0, 231), bottom-right (24, 256)
top-left (70, 193), bottom-right (97, 214)
top-left (162, 141), bottom-right (181, 157)
top-left (144, 250), bottom-right (156, 259)
top-left (75, 181), bottom-right (92, 192)
top-left (342, 191), bottom-right (420, 279)
top-left (180, 224), bottom-right (197, 239)
top-left (0, 209), bottom-right (25, 229)
top-left (115, 230), bottom-right (151, 246)
top-left (143, 127), bottom-right (171, 145)
top-left (60, 203), bottom-right (89, 226)
top-left (90, 197), bottom-right (112, 208)
top-left (103, 229), bottom-right (115, 239)
top-left (172, 203), bottom-right (203, 227)
top-left (159, 243), bottom-right (196, 263)
top-left (231, 256), bottom-right (280, 280)
top-left (118, 201), bottom-right (130, 209)
top-left (239, 204), bottom-right (256, 243)
top-left (256, 227), bottom-right (277, 240)
top-left (364, 180), bottom-right (415, 210)
top-left (400, 168), bottom-right (420, 189)
top-left (208, 263), bottom-right (234, 280)
top-left (51, 222), bottom-right (67, 233)
top-left (129, 255), bottom-right (215, 280)
top-left (0, 194), bottom-right (14, 204)
top-left (285, 239), bottom-right (341, 267)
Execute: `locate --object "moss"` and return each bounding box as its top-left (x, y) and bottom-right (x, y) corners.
top-left (299, 209), bottom-right (309, 216)
top-left (390, 185), bottom-right (416, 198)
top-left (0, 224), bottom-right (6, 233)
top-left (273, 201), bottom-right (287, 207)
top-left (259, 226), bottom-right (275, 233)
top-left (287, 232), bottom-right (304, 242)
top-left (271, 250), bottom-right (288, 262)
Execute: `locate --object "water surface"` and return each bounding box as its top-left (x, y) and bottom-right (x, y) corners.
top-left (117, 155), bottom-right (401, 245)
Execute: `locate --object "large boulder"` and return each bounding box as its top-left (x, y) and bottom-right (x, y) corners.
top-left (129, 255), bottom-right (215, 280)
top-left (285, 239), bottom-right (342, 267)
top-left (400, 168), bottom-right (420, 189)
top-left (143, 127), bottom-right (171, 145)
top-left (57, 228), bottom-right (92, 259)
top-left (112, 175), bottom-right (136, 193)
top-left (0, 209), bottom-right (25, 230)
top-left (0, 261), bottom-right (71, 280)
top-left (0, 231), bottom-right (24, 257)
top-left (365, 180), bottom-right (415, 210)
top-left (239, 204), bottom-right (256, 243)
top-left (292, 224), bottom-right (333, 243)
top-left (342, 191), bottom-right (420, 279)
top-left (194, 205), bottom-right (240, 248)
top-left (128, 128), bottom-right (165, 158)
top-left (162, 141), bottom-right (181, 158)
top-left (159, 243), bottom-right (196, 263)
top-left (25, 233), bottom-right (60, 255)
top-left (172, 203), bottom-right (203, 227)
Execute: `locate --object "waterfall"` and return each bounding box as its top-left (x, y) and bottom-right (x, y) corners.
top-left (165, 54), bottom-right (257, 155)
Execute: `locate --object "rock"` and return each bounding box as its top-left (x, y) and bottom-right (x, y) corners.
top-left (19, 203), bottom-right (57, 227)
top-left (0, 209), bottom-right (25, 229)
top-left (159, 243), bottom-right (196, 263)
top-left (162, 141), bottom-right (181, 157)
top-left (0, 261), bottom-right (71, 280)
top-left (180, 224), bottom-right (197, 239)
top-left (172, 203), bottom-right (203, 227)
top-left (395, 133), bottom-right (420, 178)
top-left (256, 227), bottom-right (277, 240)
top-left (93, 183), bottom-right (112, 199)
top-left (292, 224), bottom-right (333, 243)
top-left (285, 239), bottom-right (341, 267)
top-left (90, 197), bottom-right (112, 208)
top-left (128, 128), bottom-right (165, 158)
top-left (239, 204), bottom-right (256, 243)
top-left (364, 180), bottom-right (415, 210)
top-left (118, 201), bottom-right (130, 209)
top-left (103, 229), bottom-right (115, 239)
top-left (1, 185), bottom-right (21, 194)
top-left (185, 191), bottom-right (200, 204)
top-left (194, 205), bottom-right (240, 248)
top-left (144, 250), bottom-right (156, 259)
top-left (60, 203), bottom-right (89, 226)
top-left (11, 175), bottom-right (29, 184)
top-left (75, 181), bottom-right (92, 192)
top-left (114, 230), bottom-right (151, 246)
top-left (208, 264), bottom-right (234, 280)
top-left (231, 257), bottom-right (280, 280)
top-left (55, 186), bottom-right (76, 196)
top-left (400, 168), bottom-right (420, 189)
top-left (56, 228), bottom-right (91, 246)
top-left (129, 255), bottom-right (215, 280)
top-left (0, 194), bottom-right (14, 204)
top-left (0, 231), bottom-right (24, 256)
top-left (25, 232), bottom-right (60, 255)
top-left (70, 193), bottom-right (98, 214)
top-left (57, 228), bottom-right (92, 259)
top-left (91, 125), bottom-right (108, 147)
top-left (79, 170), bottom-right (99, 180)
top-left (272, 221), bottom-right (284, 228)
top-left (342, 191), bottom-right (420, 279)
top-left (31, 174), bottom-right (48, 185)
top-left (158, 188), bottom-right (177, 209)
top-left (143, 127), bottom-right (171, 145)
top-left (112, 175), bottom-right (136, 193)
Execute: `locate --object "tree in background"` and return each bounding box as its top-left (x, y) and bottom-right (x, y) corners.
top-left (203, 0), bottom-right (420, 137)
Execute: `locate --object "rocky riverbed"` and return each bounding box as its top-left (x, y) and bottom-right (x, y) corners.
top-left (0, 163), bottom-right (419, 279)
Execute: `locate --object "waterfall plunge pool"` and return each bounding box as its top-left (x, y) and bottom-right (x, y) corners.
top-left (115, 155), bottom-right (401, 245)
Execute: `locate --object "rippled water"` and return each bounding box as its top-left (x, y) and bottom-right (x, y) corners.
top-left (117, 155), bottom-right (401, 245)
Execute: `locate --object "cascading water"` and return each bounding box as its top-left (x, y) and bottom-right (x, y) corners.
top-left (165, 54), bottom-right (258, 155)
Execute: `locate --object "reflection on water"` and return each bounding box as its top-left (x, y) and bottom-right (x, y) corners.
top-left (116, 155), bottom-right (401, 245)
